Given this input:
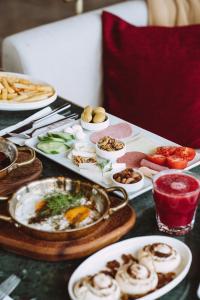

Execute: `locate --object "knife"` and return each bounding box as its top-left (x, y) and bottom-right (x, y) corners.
top-left (2, 296), bottom-right (13, 300)
top-left (0, 275), bottom-right (21, 300)
top-left (2, 103), bottom-right (71, 138)
top-left (9, 113), bottom-right (79, 139)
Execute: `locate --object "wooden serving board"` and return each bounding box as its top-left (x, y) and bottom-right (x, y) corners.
top-left (0, 197), bottom-right (136, 261)
top-left (0, 151), bottom-right (43, 196)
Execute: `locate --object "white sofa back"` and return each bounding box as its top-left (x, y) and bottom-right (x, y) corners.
top-left (2, 0), bottom-right (147, 107)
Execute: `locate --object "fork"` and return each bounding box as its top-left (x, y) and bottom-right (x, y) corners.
top-left (2, 103), bottom-right (71, 138)
top-left (9, 113), bottom-right (79, 139)
top-left (0, 275), bottom-right (21, 300)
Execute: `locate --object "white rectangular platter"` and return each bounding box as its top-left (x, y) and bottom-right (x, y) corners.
top-left (25, 114), bottom-right (200, 200)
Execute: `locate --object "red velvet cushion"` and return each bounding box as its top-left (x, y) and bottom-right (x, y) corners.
top-left (102, 11), bottom-right (200, 148)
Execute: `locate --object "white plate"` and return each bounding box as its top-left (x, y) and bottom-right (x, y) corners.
top-left (68, 235), bottom-right (192, 300)
top-left (25, 114), bottom-right (200, 200)
top-left (0, 72), bottom-right (57, 111)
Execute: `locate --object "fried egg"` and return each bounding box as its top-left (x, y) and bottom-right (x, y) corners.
top-left (14, 194), bottom-right (100, 232)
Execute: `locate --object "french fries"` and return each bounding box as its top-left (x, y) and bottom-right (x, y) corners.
top-left (0, 76), bottom-right (54, 103)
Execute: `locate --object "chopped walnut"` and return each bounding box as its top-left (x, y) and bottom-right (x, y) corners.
top-left (98, 136), bottom-right (124, 151)
top-left (106, 260), bottom-right (120, 277)
top-left (73, 155), bottom-right (97, 166)
top-left (106, 260), bottom-right (120, 270)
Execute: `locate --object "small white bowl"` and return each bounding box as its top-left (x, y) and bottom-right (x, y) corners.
top-left (80, 115), bottom-right (110, 131)
top-left (112, 168), bottom-right (144, 192)
top-left (96, 141), bottom-right (126, 162)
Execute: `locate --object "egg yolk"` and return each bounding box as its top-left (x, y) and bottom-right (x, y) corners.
top-left (35, 199), bottom-right (46, 212)
top-left (65, 206), bottom-right (90, 225)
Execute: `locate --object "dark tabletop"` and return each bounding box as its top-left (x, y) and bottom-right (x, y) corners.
top-left (0, 97), bottom-right (199, 300)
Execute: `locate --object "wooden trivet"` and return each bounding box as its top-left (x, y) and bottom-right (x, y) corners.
top-left (0, 197), bottom-right (136, 261)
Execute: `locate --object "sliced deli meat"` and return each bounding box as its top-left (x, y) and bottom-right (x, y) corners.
top-left (138, 167), bottom-right (158, 179)
top-left (117, 151), bottom-right (146, 168)
top-left (90, 122), bottom-right (132, 143)
top-left (140, 159), bottom-right (168, 172)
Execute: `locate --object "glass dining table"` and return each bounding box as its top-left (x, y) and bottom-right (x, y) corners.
top-left (0, 97), bottom-right (199, 300)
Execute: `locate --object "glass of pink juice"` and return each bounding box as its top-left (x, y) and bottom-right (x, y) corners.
top-left (153, 170), bottom-right (200, 235)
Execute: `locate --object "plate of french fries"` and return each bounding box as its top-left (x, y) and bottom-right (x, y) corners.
top-left (0, 72), bottom-right (57, 111)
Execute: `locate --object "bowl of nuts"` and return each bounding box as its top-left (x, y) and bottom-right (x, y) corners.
top-left (96, 136), bottom-right (126, 161)
top-left (80, 106), bottom-right (110, 131)
top-left (112, 168), bottom-right (144, 192)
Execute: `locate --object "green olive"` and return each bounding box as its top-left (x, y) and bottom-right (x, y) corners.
top-left (81, 111), bottom-right (92, 123)
top-left (84, 105), bottom-right (93, 115)
top-left (93, 107), bottom-right (105, 114)
top-left (93, 112), bottom-right (106, 123)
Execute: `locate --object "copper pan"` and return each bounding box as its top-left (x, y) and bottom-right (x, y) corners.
top-left (0, 177), bottom-right (128, 241)
top-left (0, 137), bottom-right (35, 181)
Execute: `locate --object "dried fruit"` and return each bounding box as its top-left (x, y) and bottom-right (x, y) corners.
top-left (113, 168), bottom-right (142, 184)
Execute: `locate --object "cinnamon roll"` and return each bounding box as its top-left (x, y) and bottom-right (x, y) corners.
top-left (115, 261), bottom-right (158, 297)
top-left (138, 243), bottom-right (181, 273)
top-left (73, 272), bottom-right (121, 300)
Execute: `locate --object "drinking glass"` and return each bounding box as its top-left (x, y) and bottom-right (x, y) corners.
top-left (153, 170), bottom-right (200, 235)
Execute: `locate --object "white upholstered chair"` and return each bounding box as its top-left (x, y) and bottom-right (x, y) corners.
top-left (2, 0), bottom-right (147, 107)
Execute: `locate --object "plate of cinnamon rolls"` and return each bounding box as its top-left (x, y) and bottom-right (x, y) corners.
top-left (68, 235), bottom-right (192, 300)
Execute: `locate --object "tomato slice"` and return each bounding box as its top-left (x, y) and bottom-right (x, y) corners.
top-left (174, 147), bottom-right (196, 161)
top-left (166, 156), bottom-right (188, 169)
top-left (147, 154), bottom-right (166, 165)
top-left (156, 146), bottom-right (177, 157)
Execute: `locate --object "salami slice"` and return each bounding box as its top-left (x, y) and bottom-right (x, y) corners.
top-left (117, 151), bottom-right (146, 168)
top-left (140, 159), bottom-right (168, 172)
top-left (90, 122), bottom-right (132, 144)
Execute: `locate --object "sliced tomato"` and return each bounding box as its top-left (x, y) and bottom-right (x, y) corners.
top-left (147, 154), bottom-right (166, 165)
top-left (156, 146), bottom-right (177, 157)
top-left (166, 155), bottom-right (188, 169)
top-left (174, 147), bottom-right (196, 161)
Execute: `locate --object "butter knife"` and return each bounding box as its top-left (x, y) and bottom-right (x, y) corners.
top-left (0, 275), bottom-right (20, 300)
top-left (9, 113), bottom-right (79, 139)
top-left (2, 103), bottom-right (71, 138)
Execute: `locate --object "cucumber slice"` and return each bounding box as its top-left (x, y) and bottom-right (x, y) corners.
top-left (48, 132), bottom-right (75, 141)
top-left (38, 136), bottom-right (64, 143)
top-left (37, 141), bottom-right (68, 154)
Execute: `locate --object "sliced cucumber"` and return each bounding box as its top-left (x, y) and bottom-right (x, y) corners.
top-left (37, 141), bottom-right (68, 154)
top-left (48, 132), bottom-right (75, 141)
top-left (37, 131), bottom-right (75, 154)
top-left (38, 136), bottom-right (64, 143)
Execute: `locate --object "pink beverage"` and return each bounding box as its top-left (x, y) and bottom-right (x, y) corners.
top-left (153, 170), bottom-right (200, 235)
